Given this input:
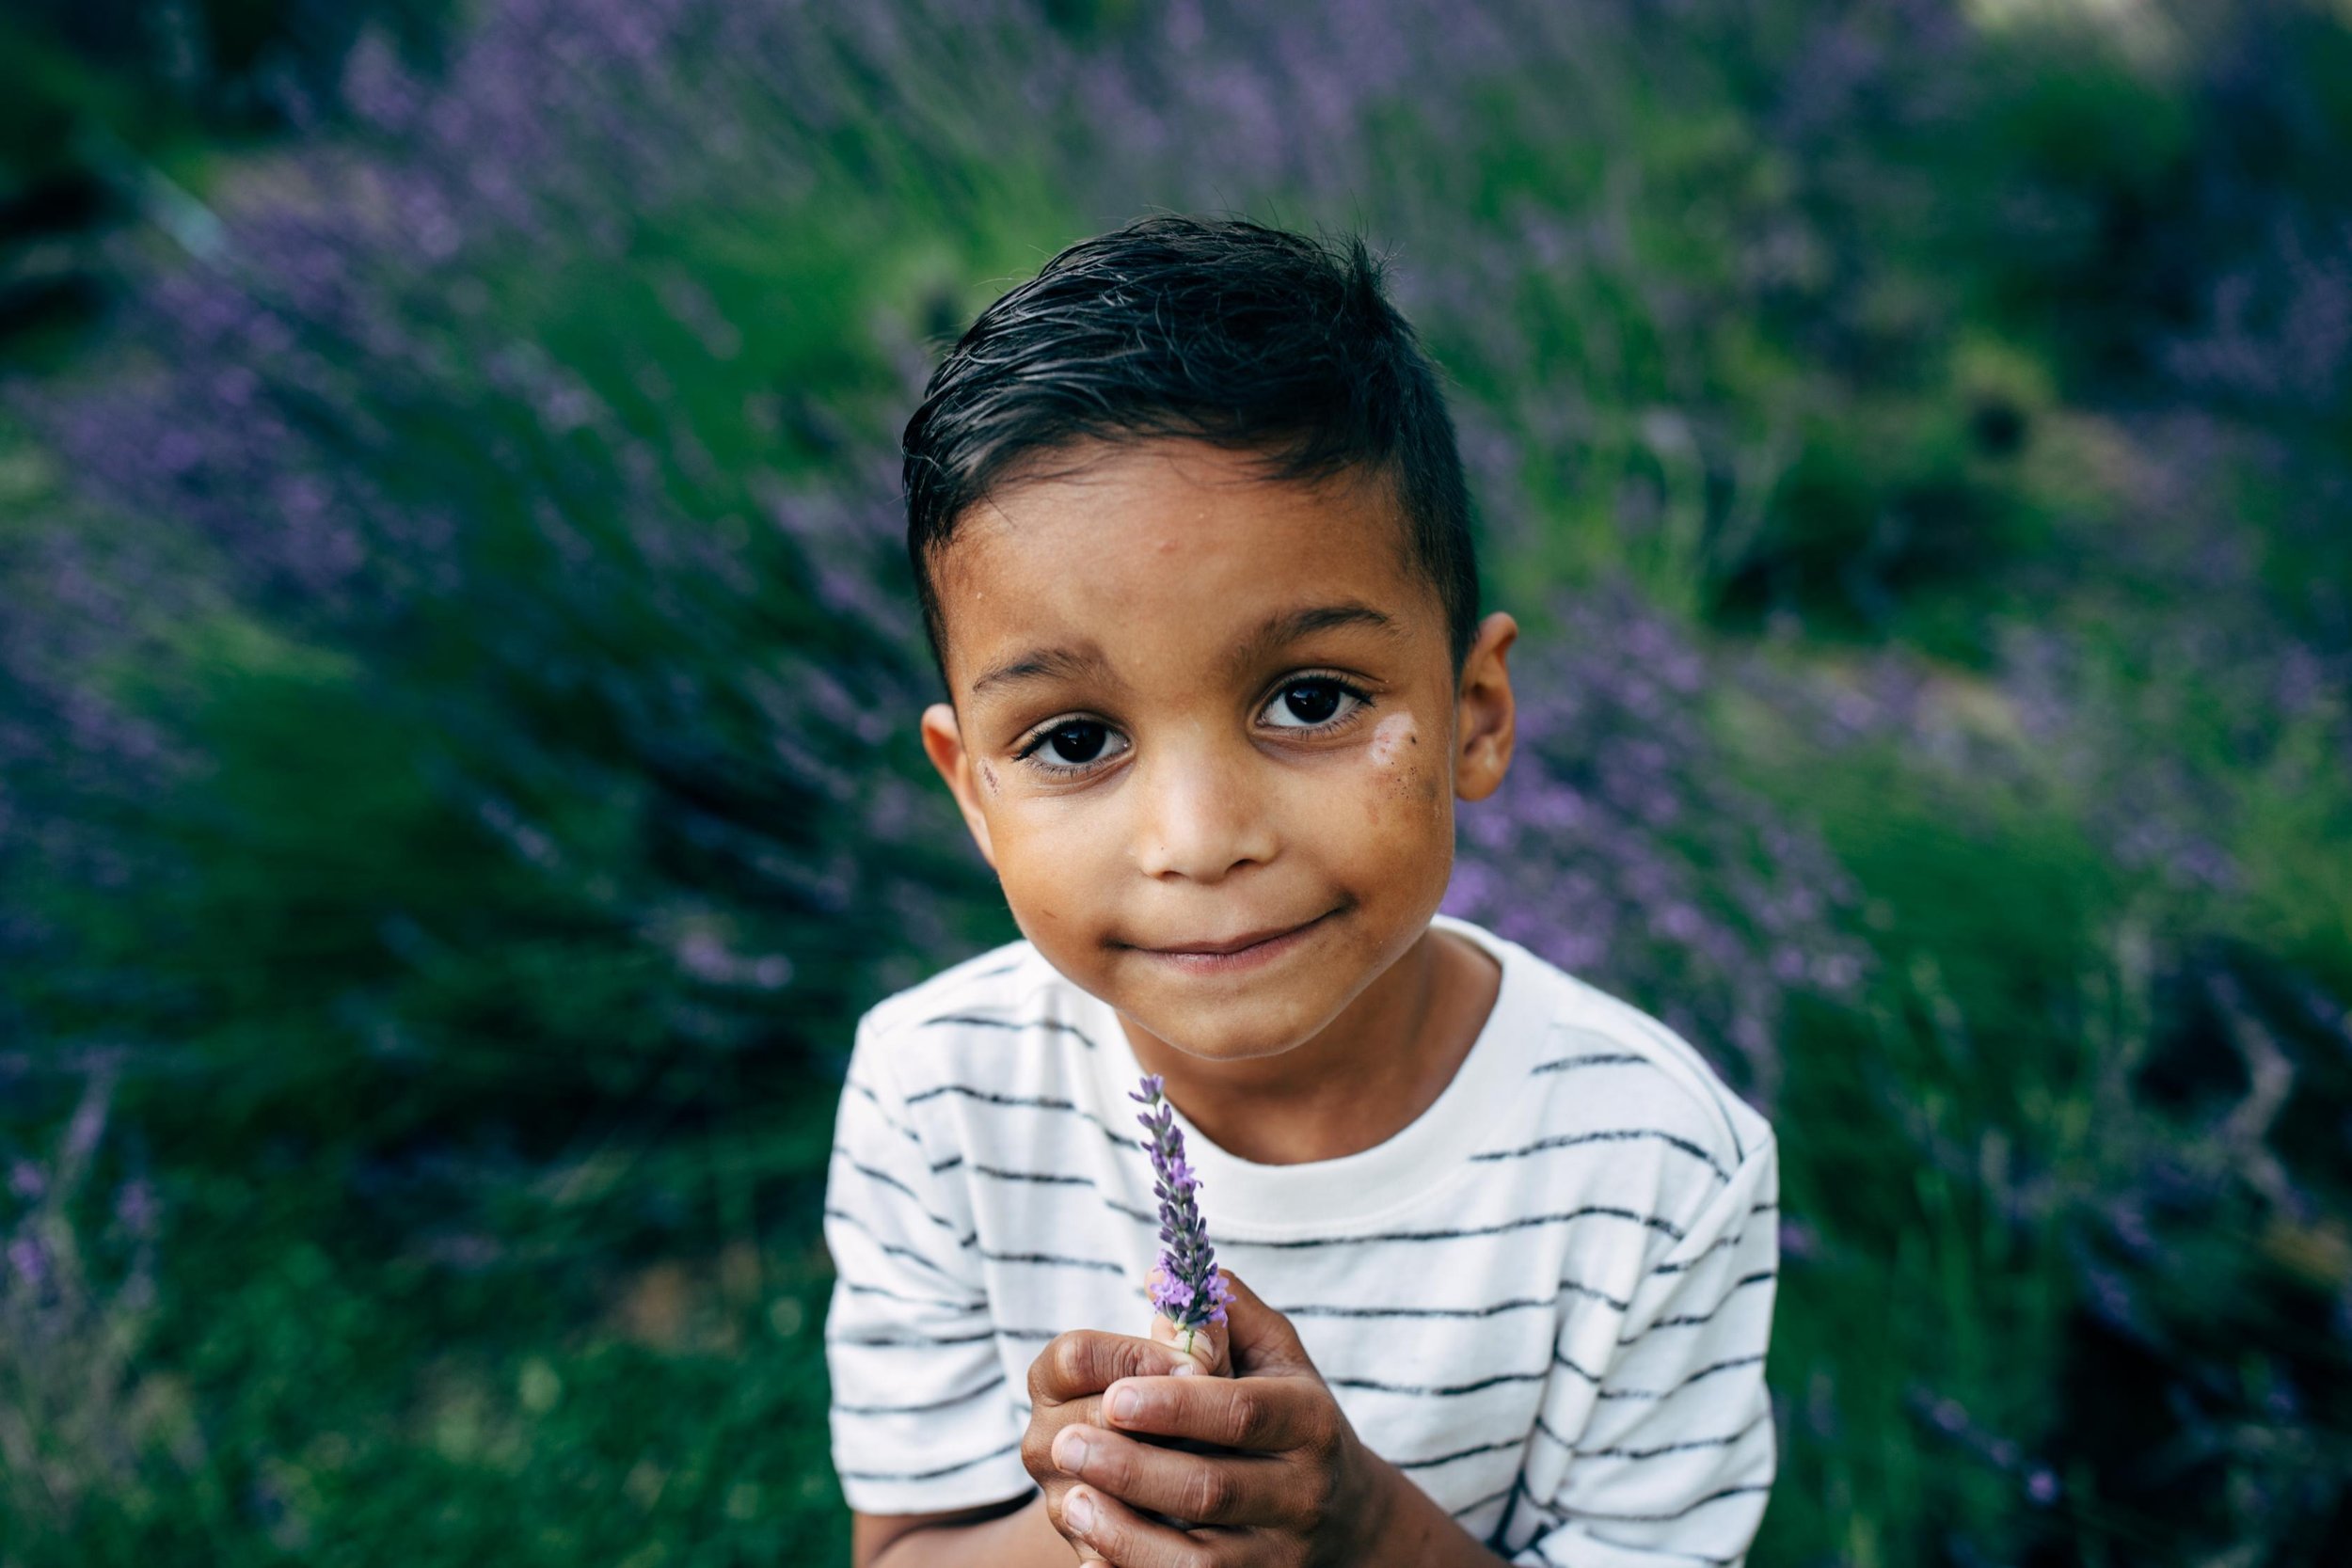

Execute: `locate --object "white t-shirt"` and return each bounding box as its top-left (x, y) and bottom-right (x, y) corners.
top-left (823, 913), bottom-right (1781, 1566)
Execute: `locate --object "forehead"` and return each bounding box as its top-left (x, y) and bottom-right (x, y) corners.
top-left (931, 439), bottom-right (1443, 696)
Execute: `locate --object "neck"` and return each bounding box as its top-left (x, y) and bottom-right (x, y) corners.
top-left (1119, 926), bottom-right (1497, 1165)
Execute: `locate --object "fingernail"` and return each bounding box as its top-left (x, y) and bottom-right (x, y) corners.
top-left (1105, 1386), bottom-right (1139, 1421)
top-left (1065, 1489), bottom-right (1096, 1532)
top-left (1053, 1428), bottom-right (1090, 1471)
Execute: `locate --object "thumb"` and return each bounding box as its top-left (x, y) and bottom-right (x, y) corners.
top-left (1147, 1298), bottom-right (1231, 1377)
top-left (1216, 1270), bottom-right (1313, 1377)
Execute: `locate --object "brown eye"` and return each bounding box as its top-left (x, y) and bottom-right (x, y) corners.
top-left (1042, 721), bottom-right (1110, 764)
top-left (1263, 676), bottom-right (1365, 730)
top-left (1282, 682), bottom-right (1343, 723)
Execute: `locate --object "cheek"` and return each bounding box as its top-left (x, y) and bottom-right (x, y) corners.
top-left (1360, 712), bottom-right (1445, 823)
top-left (988, 807), bottom-right (1120, 948)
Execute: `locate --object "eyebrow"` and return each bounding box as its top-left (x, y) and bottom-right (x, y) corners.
top-left (968, 643), bottom-right (1118, 699)
top-left (966, 600), bottom-right (1401, 701)
top-left (1225, 601), bottom-right (1402, 673)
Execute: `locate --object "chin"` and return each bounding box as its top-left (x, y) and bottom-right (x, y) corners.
top-left (1136, 995), bottom-right (1330, 1061)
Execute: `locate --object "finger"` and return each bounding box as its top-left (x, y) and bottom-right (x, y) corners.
top-left (1054, 1422), bottom-right (1287, 1528)
top-left (1031, 1328), bottom-right (1199, 1408)
top-left (1100, 1369), bottom-right (1329, 1453)
top-left (1216, 1272), bottom-right (1313, 1378)
top-left (1061, 1481), bottom-right (1250, 1568)
top-left (1148, 1303), bottom-right (1231, 1378)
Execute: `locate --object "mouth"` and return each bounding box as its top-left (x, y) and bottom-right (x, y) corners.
top-left (1130, 909), bottom-right (1337, 974)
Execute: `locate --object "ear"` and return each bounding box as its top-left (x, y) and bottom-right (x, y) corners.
top-left (920, 702), bottom-right (998, 871)
top-left (1453, 611), bottom-right (1518, 803)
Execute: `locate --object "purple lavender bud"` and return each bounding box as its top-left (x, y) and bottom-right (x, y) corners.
top-left (1130, 1072), bottom-right (1233, 1355)
top-left (7, 1237), bottom-right (47, 1290)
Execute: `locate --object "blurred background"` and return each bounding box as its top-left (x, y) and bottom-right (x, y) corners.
top-left (3, 0), bottom-right (2348, 1561)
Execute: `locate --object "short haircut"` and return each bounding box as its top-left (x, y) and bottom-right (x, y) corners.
top-left (900, 214), bottom-right (1480, 693)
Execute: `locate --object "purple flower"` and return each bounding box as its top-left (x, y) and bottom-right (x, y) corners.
top-left (1131, 1072), bottom-right (1233, 1355)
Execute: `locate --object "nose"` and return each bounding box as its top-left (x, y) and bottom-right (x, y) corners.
top-left (1129, 733), bottom-right (1277, 883)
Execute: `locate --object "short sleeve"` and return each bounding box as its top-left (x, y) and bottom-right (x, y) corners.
top-left (822, 1008), bottom-right (1030, 1513)
top-left (1512, 1134), bottom-right (1781, 1567)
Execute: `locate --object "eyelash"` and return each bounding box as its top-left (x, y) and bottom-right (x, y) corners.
top-left (1010, 673), bottom-right (1375, 778)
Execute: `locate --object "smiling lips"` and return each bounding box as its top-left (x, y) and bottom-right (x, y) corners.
top-left (1136, 910), bottom-right (1333, 972)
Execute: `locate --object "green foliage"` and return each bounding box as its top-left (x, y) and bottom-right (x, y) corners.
top-left (7, 0), bottom-right (2352, 1562)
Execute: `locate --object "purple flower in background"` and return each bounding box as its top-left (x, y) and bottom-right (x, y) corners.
top-left (1131, 1072), bottom-right (1232, 1356)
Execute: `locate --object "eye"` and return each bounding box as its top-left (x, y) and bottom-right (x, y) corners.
top-left (1015, 718), bottom-right (1129, 775)
top-left (1261, 675), bottom-right (1369, 731)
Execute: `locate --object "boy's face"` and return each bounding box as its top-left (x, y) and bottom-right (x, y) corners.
top-left (919, 437), bottom-right (1518, 1066)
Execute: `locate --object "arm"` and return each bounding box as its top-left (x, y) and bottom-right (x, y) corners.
top-left (1503, 1135), bottom-right (1782, 1567)
top-left (855, 1492), bottom-right (1074, 1568)
top-left (824, 1014), bottom-right (1032, 1526)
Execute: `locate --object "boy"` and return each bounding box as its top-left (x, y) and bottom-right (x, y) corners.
top-left (825, 215), bottom-right (1780, 1567)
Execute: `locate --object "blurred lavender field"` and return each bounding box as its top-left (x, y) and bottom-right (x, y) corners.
top-left (3, 0), bottom-right (2349, 1561)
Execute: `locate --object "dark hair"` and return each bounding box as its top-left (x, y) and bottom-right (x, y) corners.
top-left (900, 214), bottom-right (1480, 692)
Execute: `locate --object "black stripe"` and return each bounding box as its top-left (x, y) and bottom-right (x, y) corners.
top-left (1578, 1407), bottom-right (1769, 1462)
top-left (844, 1078), bottom-right (924, 1148)
top-left (1613, 1012), bottom-right (1748, 1164)
top-left (1226, 1205), bottom-right (1685, 1251)
top-left (1328, 1367), bottom-right (1549, 1398)
top-left (929, 1153), bottom-right (964, 1174)
top-left (1531, 1051), bottom-right (1645, 1074)
top-left (1653, 1225), bottom-right (1766, 1275)
top-left (837, 1278), bottom-right (984, 1312)
top-left (1534, 1413), bottom-right (1579, 1453)
top-left (1395, 1435), bottom-right (1522, 1472)
top-left (1619, 1270), bottom-right (1775, 1342)
top-left (1471, 1128), bottom-right (1733, 1184)
top-left (972, 1163), bottom-right (1096, 1186)
top-left (1552, 1347), bottom-right (1606, 1384)
top-left (830, 1148), bottom-right (974, 1243)
top-left (835, 1375), bottom-right (1006, 1418)
top-left (1751, 1199), bottom-right (1778, 1213)
top-left (1450, 1479), bottom-right (1516, 1520)
top-left (1565, 1482), bottom-right (1772, 1525)
top-left (904, 1085), bottom-right (1078, 1111)
top-left (822, 1207), bottom-right (972, 1285)
top-left (921, 1013), bottom-right (1101, 1051)
top-left (1283, 1296), bottom-right (1550, 1323)
top-left (1282, 1268), bottom-right (1628, 1323)
top-left (977, 1248), bottom-right (1126, 1275)
top-left (1486, 1471), bottom-right (1528, 1553)
top-left (899, 1083), bottom-right (1146, 1156)
top-left (1595, 1353), bottom-right (1765, 1402)
top-left (966, 1164), bottom-right (1160, 1227)
top-left (827, 1326), bottom-right (997, 1348)
top-left (837, 1435), bottom-right (1023, 1484)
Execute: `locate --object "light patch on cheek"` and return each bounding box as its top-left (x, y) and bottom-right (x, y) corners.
top-left (1368, 712), bottom-right (1417, 768)
top-left (1364, 711), bottom-right (1443, 821)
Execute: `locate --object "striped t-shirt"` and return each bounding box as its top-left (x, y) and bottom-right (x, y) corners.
top-left (823, 912), bottom-right (1780, 1565)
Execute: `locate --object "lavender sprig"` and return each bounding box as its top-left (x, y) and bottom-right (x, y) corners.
top-left (1130, 1072), bottom-right (1233, 1360)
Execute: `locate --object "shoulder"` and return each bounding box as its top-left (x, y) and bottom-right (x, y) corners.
top-left (848, 936), bottom-right (1089, 1100)
top-left (1546, 969), bottom-right (1774, 1178)
top-left (1445, 915), bottom-right (1776, 1245)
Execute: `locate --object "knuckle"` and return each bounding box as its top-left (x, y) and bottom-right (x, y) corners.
top-left (1046, 1331), bottom-right (1092, 1393)
top-left (1183, 1463), bottom-right (1239, 1523)
top-left (1020, 1422), bottom-right (1057, 1481)
top-left (1303, 1405), bottom-right (1342, 1463)
top-left (1222, 1388), bottom-right (1267, 1447)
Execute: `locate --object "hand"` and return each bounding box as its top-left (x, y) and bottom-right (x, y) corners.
top-left (1050, 1271), bottom-right (1394, 1567)
top-left (1023, 1327), bottom-right (1211, 1562)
